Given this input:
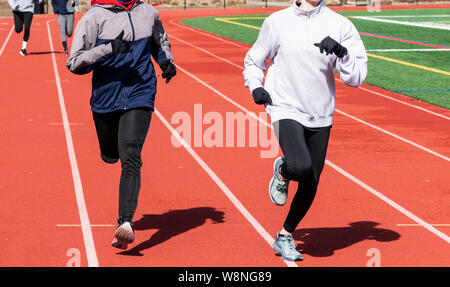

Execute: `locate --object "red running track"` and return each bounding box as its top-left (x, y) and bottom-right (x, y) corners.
top-left (0, 6), bottom-right (449, 267)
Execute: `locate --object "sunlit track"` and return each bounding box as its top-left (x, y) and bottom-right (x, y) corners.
top-left (172, 62), bottom-right (450, 244)
top-left (154, 109), bottom-right (299, 267)
top-left (166, 28), bottom-right (450, 162)
top-left (0, 6), bottom-right (449, 267)
top-left (46, 19), bottom-right (99, 267)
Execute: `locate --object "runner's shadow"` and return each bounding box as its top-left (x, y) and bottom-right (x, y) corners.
top-left (292, 221), bottom-right (400, 257)
top-left (118, 207), bottom-right (225, 256)
top-left (28, 51), bottom-right (63, 55)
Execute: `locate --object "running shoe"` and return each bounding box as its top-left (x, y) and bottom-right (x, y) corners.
top-left (111, 221), bottom-right (134, 250)
top-left (269, 157), bottom-right (290, 206)
top-left (19, 49), bottom-right (27, 56)
top-left (273, 232), bottom-right (303, 261)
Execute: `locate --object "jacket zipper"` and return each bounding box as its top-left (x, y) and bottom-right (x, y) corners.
top-left (127, 12), bottom-right (136, 42)
top-left (123, 11), bottom-right (136, 110)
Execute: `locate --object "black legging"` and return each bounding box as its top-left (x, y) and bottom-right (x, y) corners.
top-left (92, 107), bottom-right (152, 223)
top-left (274, 119), bottom-right (331, 233)
top-left (13, 11), bottom-right (33, 42)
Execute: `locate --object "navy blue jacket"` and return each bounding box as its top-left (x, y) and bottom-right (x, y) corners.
top-left (66, 2), bottom-right (173, 113)
top-left (51, 0), bottom-right (78, 14)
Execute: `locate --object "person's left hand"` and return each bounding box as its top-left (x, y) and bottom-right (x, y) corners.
top-left (314, 36), bottom-right (348, 58)
top-left (160, 60), bottom-right (176, 83)
top-left (72, 1), bottom-right (76, 7)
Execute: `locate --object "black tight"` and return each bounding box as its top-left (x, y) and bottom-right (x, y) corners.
top-left (13, 11), bottom-right (33, 42)
top-left (274, 119), bottom-right (331, 233)
top-left (92, 107), bottom-right (152, 222)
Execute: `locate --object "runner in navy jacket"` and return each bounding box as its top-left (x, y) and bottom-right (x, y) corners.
top-left (51, 0), bottom-right (79, 55)
top-left (66, 0), bottom-right (176, 250)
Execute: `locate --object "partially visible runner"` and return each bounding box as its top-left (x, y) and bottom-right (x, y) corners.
top-left (66, 0), bottom-right (176, 250)
top-left (243, 0), bottom-right (367, 261)
top-left (51, 0), bottom-right (80, 56)
top-left (8, 0), bottom-right (42, 56)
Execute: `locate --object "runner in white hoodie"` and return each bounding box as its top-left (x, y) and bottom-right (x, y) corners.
top-left (8, 0), bottom-right (42, 56)
top-left (243, 0), bottom-right (367, 261)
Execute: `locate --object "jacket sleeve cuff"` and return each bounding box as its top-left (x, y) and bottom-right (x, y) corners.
top-left (247, 79), bottom-right (263, 93)
top-left (103, 43), bottom-right (113, 55)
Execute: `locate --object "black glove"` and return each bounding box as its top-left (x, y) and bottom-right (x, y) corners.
top-left (111, 31), bottom-right (131, 55)
top-left (160, 60), bottom-right (176, 83)
top-left (72, 1), bottom-right (76, 7)
top-left (252, 87), bottom-right (272, 105)
top-left (314, 36), bottom-right (348, 58)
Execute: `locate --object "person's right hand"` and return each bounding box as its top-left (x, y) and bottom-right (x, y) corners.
top-left (252, 87), bottom-right (272, 105)
top-left (111, 31), bottom-right (132, 55)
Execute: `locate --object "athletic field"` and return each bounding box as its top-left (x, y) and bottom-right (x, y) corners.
top-left (182, 7), bottom-right (450, 109)
top-left (0, 4), bottom-right (449, 268)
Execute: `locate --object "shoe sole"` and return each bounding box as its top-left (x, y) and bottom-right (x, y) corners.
top-left (269, 157), bottom-right (286, 206)
top-left (112, 224), bottom-right (135, 250)
top-left (115, 225), bottom-right (135, 243)
top-left (111, 238), bottom-right (128, 250)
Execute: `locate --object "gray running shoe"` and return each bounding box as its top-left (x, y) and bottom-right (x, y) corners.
top-left (273, 232), bottom-right (303, 261)
top-left (269, 157), bottom-right (290, 206)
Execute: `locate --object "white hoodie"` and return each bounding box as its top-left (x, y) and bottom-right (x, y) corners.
top-left (8, 0), bottom-right (41, 13)
top-left (243, 0), bottom-right (368, 128)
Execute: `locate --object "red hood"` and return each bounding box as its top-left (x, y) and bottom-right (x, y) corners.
top-left (90, 0), bottom-right (139, 11)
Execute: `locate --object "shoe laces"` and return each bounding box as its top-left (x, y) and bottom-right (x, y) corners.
top-left (276, 181), bottom-right (288, 192)
top-left (280, 235), bottom-right (297, 252)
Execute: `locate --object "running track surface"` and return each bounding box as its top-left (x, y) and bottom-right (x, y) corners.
top-left (0, 6), bottom-right (449, 267)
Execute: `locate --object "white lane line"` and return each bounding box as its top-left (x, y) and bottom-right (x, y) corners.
top-left (351, 84), bottom-right (450, 121)
top-left (336, 108), bottom-right (449, 162)
top-left (155, 109), bottom-right (298, 267)
top-left (0, 26), bottom-right (14, 58)
top-left (325, 161), bottom-right (450, 244)
top-left (173, 63), bottom-right (450, 244)
top-left (169, 19), bottom-right (248, 49)
top-left (47, 19), bottom-right (99, 267)
top-left (169, 36), bottom-right (450, 162)
top-left (366, 48), bottom-right (450, 52)
top-left (370, 15), bottom-right (450, 18)
top-left (169, 34), bottom-right (244, 70)
top-left (397, 224), bottom-right (450, 227)
top-left (169, 20), bottom-right (450, 121)
top-left (353, 16), bottom-right (450, 30)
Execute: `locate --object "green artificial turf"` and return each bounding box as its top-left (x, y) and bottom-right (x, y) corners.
top-left (181, 8), bottom-right (450, 109)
